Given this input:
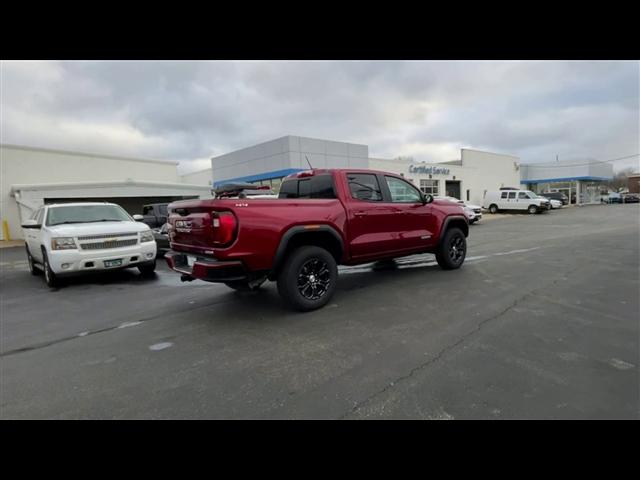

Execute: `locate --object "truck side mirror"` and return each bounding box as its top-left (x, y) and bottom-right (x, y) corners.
top-left (133, 214), bottom-right (144, 221)
top-left (423, 194), bottom-right (434, 204)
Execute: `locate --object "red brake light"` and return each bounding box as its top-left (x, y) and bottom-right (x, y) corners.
top-left (211, 211), bottom-right (237, 246)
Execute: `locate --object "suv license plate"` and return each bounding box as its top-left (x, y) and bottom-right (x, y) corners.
top-left (187, 255), bottom-right (196, 267)
top-left (104, 259), bottom-right (123, 268)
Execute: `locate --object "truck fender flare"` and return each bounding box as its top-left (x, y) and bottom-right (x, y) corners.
top-left (439, 215), bottom-right (469, 242)
top-left (272, 225), bottom-right (345, 273)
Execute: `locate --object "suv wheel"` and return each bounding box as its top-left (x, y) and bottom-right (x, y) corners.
top-left (26, 246), bottom-right (40, 276)
top-left (277, 246), bottom-right (338, 312)
top-left (436, 227), bottom-right (466, 270)
top-left (528, 205), bottom-right (538, 214)
top-left (42, 250), bottom-right (59, 288)
top-left (489, 204), bottom-right (499, 214)
top-left (138, 261), bottom-right (157, 276)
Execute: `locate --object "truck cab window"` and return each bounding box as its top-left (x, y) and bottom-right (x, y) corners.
top-left (278, 175), bottom-right (337, 199)
top-left (278, 180), bottom-right (299, 199)
top-left (385, 176), bottom-right (422, 203)
top-left (348, 173), bottom-right (382, 201)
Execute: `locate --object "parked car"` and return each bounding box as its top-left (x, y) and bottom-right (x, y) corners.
top-left (153, 223), bottom-right (170, 257)
top-left (434, 196), bottom-right (483, 224)
top-left (165, 169), bottom-right (469, 311)
top-left (135, 203), bottom-right (169, 228)
top-left (483, 189), bottom-right (550, 214)
top-left (536, 194), bottom-right (563, 209)
top-left (538, 191), bottom-right (569, 205)
top-left (603, 192), bottom-right (623, 204)
top-left (21, 202), bottom-right (157, 287)
top-left (623, 193), bottom-right (639, 203)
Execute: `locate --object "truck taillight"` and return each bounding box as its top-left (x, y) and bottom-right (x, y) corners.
top-left (211, 211), bottom-right (237, 246)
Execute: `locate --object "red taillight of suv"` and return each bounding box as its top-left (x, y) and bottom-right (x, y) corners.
top-left (211, 211), bottom-right (237, 246)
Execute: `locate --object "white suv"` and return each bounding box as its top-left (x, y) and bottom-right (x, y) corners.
top-left (22, 202), bottom-right (157, 287)
top-left (435, 196), bottom-right (483, 224)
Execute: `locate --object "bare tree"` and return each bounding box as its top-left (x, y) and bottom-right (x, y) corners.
top-left (607, 168), bottom-right (636, 191)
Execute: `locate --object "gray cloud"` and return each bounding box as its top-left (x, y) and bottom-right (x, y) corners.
top-left (1, 60), bottom-right (638, 173)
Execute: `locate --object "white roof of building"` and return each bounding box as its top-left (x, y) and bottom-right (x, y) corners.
top-left (1, 143), bottom-right (179, 166)
top-left (10, 179), bottom-right (211, 195)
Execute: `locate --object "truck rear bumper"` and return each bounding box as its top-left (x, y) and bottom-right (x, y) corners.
top-left (165, 250), bottom-right (247, 282)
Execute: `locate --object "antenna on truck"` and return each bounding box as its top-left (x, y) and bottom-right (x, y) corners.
top-left (305, 155), bottom-right (313, 169)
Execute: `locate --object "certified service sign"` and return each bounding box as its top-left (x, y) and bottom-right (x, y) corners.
top-left (409, 165), bottom-right (450, 175)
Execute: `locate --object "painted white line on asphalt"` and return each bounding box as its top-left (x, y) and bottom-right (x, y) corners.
top-left (118, 321), bottom-right (143, 329)
top-left (608, 358), bottom-right (635, 370)
top-left (149, 342), bottom-right (173, 351)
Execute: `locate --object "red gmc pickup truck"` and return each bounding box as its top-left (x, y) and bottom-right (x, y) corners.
top-left (165, 169), bottom-right (469, 311)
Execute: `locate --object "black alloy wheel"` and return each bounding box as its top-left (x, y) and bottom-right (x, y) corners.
top-left (277, 246), bottom-right (338, 311)
top-left (448, 234), bottom-right (466, 264)
top-left (297, 258), bottom-right (332, 301)
top-left (435, 227), bottom-right (466, 270)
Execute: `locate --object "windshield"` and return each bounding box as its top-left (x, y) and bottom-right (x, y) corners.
top-left (46, 204), bottom-right (132, 226)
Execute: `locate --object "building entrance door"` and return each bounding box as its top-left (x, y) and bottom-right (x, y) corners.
top-left (445, 180), bottom-right (461, 199)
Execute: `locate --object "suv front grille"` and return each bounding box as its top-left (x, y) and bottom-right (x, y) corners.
top-left (80, 239), bottom-right (139, 250)
top-left (77, 232), bottom-right (139, 241)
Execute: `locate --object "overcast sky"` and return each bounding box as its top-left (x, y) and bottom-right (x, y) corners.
top-left (2, 60), bottom-right (638, 174)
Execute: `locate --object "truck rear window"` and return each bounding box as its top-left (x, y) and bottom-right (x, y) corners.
top-left (278, 175), bottom-right (336, 199)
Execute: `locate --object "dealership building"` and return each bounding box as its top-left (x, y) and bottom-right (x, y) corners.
top-left (520, 159), bottom-right (614, 204)
top-left (209, 135), bottom-right (521, 206)
top-left (1, 144), bottom-right (212, 241)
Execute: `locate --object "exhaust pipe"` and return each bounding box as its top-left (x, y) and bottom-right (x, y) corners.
top-left (180, 274), bottom-right (194, 282)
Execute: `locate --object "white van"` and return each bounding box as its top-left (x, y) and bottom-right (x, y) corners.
top-left (483, 189), bottom-right (550, 214)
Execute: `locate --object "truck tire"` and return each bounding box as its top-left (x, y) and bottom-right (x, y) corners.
top-left (26, 246), bottom-right (40, 276)
top-left (277, 246), bottom-right (338, 312)
top-left (528, 205), bottom-right (538, 214)
top-left (489, 204), bottom-right (499, 214)
top-left (42, 249), bottom-right (59, 288)
top-left (435, 227), bottom-right (466, 270)
top-left (138, 260), bottom-right (156, 276)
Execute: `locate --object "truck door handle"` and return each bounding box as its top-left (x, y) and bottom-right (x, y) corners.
top-left (354, 211), bottom-right (367, 217)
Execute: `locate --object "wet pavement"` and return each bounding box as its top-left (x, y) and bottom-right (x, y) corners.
top-left (1, 204), bottom-right (638, 419)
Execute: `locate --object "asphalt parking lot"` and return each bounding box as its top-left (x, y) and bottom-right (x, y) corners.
top-left (1, 204), bottom-right (638, 419)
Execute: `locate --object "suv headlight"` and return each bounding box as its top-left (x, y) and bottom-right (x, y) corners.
top-left (51, 237), bottom-right (77, 250)
top-left (140, 231), bottom-right (155, 243)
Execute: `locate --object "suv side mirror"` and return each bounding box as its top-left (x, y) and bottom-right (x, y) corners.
top-left (133, 214), bottom-right (144, 221)
top-left (422, 194), bottom-right (434, 204)
top-left (22, 219), bottom-right (41, 229)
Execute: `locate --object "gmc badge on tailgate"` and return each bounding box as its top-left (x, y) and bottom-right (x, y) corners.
top-left (175, 220), bottom-right (192, 233)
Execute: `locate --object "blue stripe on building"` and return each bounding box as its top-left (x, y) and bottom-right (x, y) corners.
top-left (520, 176), bottom-right (612, 184)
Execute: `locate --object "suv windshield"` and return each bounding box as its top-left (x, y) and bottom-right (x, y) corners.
top-left (46, 204), bottom-right (132, 226)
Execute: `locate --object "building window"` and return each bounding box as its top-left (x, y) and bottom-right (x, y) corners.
top-left (466, 189), bottom-right (470, 201)
top-left (420, 179), bottom-right (439, 196)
